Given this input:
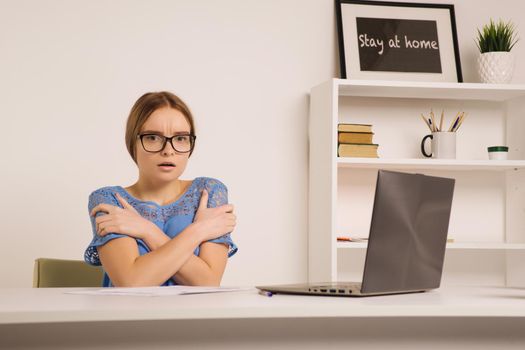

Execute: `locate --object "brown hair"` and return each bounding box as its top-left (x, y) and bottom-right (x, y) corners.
top-left (125, 92), bottom-right (196, 163)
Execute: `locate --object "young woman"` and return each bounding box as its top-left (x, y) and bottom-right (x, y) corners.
top-left (84, 92), bottom-right (238, 287)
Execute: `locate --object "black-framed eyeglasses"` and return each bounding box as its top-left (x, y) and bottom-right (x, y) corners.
top-left (138, 133), bottom-right (196, 153)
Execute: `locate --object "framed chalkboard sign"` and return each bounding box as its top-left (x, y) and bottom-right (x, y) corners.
top-left (336, 0), bottom-right (462, 82)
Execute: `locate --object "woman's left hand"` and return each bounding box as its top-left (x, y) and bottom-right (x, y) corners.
top-left (91, 193), bottom-right (155, 239)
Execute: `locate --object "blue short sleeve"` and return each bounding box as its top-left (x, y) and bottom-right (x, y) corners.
top-left (203, 179), bottom-right (238, 257)
top-left (84, 187), bottom-right (128, 266)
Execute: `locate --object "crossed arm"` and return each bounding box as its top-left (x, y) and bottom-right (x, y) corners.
top-left (93, 191), bottom-right (235, 287)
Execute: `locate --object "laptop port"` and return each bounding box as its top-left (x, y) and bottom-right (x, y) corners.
top-left (329, 289), bottom-right (336, 293)
top-left (320, 289), bottom-right (327, 292)
top-left (338, 289), bottom-right (345, 293)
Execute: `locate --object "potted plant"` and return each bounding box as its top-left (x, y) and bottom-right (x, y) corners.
top-left (476, 19), bottom-right (519, 83)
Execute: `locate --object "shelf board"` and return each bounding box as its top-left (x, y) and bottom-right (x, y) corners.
top-left (336, 242), bottom-right (525, 250)
top-left (337, 158), bottom-right (525, 171)
top-left (335, 79), bottom-right (525, 102)
top-left (447, 242), bottom-right (525, 250)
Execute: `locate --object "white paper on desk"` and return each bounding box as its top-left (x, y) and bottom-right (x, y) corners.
top-left (65, 286), bottom-right (250, 297)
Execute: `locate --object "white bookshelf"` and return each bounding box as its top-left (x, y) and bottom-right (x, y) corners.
top-left (308, 78), bottom-right (525, 287)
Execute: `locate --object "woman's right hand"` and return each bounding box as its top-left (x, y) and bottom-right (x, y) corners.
top-left (193, 190), bottom-right (236, 241)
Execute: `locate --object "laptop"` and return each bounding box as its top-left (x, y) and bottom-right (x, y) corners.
top-left (257, 169), bottom-right (455, 297)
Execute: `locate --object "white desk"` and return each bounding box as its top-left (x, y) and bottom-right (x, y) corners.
top-left (1, 285), bottom-right (525, 349)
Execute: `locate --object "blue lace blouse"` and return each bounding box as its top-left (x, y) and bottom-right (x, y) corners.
top-left (84, 177), bottom-right (238, 287)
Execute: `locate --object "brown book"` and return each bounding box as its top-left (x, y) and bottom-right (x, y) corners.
top-left (338, 143), bottom-right (379, 158)
top-left (338, 123), bottom-right (372, 133)
top-left (338, 132), bottom-right (374, 144)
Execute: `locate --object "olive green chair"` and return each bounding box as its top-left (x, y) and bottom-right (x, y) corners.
top-left (33, 258), bottom-right (104, 288)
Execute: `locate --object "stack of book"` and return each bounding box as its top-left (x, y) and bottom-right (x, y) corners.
top-left (337, 123), bottom-right (379, 158)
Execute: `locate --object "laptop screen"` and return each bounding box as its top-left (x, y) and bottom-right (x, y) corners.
top-left (361, 170), bottom-right (455, 294)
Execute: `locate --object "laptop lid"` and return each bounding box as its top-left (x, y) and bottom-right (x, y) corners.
top-left (361, 170), bottom-right (455, 294)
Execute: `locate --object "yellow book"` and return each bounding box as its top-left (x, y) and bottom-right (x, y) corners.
top-left (338, 123), bottom-right (373, 133)
top-left (338, 132), bottom-right (374, 144)
top-left (338, 143), bottom-right (379, 158)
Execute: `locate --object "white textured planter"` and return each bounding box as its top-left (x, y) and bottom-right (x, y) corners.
top-left (478, 51), bottom-right (515, 84)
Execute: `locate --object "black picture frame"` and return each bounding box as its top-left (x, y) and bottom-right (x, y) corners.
top-left (336, 0), bottom-right (463, 82)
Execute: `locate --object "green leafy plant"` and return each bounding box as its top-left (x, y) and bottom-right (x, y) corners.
top-left (476, 19), bottom-right (519, 53)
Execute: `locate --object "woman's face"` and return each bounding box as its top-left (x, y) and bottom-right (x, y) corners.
top-left (135, 107), bottom-right (192, 184)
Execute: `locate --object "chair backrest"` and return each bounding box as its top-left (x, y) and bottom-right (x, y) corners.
top-left (33, 258), bottom-right (104, 288)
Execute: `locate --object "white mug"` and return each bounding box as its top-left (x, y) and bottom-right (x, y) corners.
top-left (421, 132), bottom-right (456, 159)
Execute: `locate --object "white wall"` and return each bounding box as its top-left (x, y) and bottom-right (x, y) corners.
top-left (0, 0), bottom-right (524, 287)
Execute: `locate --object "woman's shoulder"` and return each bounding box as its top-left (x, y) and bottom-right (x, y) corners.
top-left (192, 177), bottom-right (227, 191)
top-left (89, 186), bottom-right (121, 198)
top-left (88, 186), bottom-right (121, 208)
top-left (191, 177), bottom-right (228, 205)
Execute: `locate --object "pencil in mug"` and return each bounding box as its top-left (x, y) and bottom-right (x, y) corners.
top-left (429, 117), bottom-right (435, 132)
top-left (429, 109), bottom-right (437, 132)
top-left (453, 112), bottom-right (467, 132)
top-left (447, 111), bottom-right (462, 132)
top-left (420, 113), bottom-right (432, 131)
top-left (439, 110), bottom-right (444, 132)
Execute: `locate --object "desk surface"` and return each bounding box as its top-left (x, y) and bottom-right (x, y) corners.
top-left (1, 285), bottom-right (525, 325)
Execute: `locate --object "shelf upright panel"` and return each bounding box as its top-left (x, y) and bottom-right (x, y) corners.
top-left (308, 80), bottom-right (338, 282)
top-left (505, 95), bottom-right (525, 287)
